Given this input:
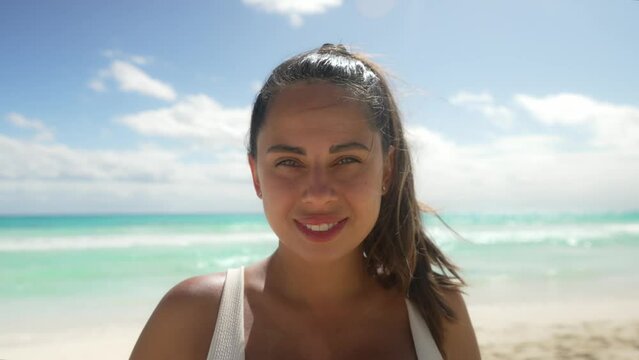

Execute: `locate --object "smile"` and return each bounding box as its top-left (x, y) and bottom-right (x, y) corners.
top-left (304, 223), bottom-right (338, 232)
top-left (294, 218), bottom-right (348, 243)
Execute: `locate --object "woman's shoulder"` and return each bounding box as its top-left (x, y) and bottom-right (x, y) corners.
top-left (163, 271), bottom-right (227, 308)
top-left (440, 288), bottom-right (481, 360)
top-left (130, 271), bottom-right (227, 360)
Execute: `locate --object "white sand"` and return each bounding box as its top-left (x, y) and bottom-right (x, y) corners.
top-left (0, 323), bottom-right (142, 360)
top-left (2, 299), bottom-right (639, 359)
top-left (471, 299), bottom-right (639, 359)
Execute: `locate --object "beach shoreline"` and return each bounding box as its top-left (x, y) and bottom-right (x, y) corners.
top-left (3, 298), bottom-right (638, 359)
top-left (2, 212), bottom-right (638, 359)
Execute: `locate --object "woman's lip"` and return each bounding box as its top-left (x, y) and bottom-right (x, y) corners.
top-left (295, 216), bottom-right (348, 225)
top-left (294, 218), bottom-right (348, 242)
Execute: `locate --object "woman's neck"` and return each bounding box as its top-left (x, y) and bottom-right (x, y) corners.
top-left (263, 246), bottom-right (379, 310)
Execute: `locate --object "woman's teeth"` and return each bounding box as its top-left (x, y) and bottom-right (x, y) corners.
top-left (304, 223), bottom-right (337, 232)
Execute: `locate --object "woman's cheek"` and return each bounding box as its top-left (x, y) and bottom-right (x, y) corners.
top-left (263, 170), bottom-right (302, 197)
top-left (336, 164), bottom-right (383, 192)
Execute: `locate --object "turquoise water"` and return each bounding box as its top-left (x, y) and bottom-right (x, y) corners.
top-left (2, 212), bottom-right (638, 330)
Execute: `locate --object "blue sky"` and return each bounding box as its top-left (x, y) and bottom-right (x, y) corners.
top-left (1, 0), bottom-right (638, 214)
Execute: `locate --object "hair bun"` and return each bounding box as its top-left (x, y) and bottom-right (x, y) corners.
top-left (318, 43), bottom-right (350, 56)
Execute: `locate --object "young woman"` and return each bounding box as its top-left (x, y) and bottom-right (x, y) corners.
top-left (131, 44), bottom-right (480, 360)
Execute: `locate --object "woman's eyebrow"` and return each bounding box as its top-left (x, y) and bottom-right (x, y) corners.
top-left (329, 142), bottom-right (370, 153)
top-left (266, 144), bottom-right (305, 155)
top-left (266, 142), bottom-right (370, 155)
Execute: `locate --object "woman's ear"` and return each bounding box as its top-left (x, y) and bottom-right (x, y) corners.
top-left (248, 155), bottom-right (262, 198)
top-left (382, 145), bottom-right (395, 193)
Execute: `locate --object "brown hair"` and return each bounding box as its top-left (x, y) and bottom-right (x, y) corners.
top-left (248, 43), bottom-right (465, 352)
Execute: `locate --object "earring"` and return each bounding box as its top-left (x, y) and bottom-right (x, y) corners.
top-left (382, 185), bottom-right (387, 193)
top-left (257, 191), bottom-right (262, 198)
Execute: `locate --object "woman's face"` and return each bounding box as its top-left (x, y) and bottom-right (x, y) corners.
top-left (249, 82), bottom-right (392, 263)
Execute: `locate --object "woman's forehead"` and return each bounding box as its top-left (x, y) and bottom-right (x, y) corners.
top-left (267, 82), bottom-right (359, 117)
top-left (258, 83), bottom-right (378, 149)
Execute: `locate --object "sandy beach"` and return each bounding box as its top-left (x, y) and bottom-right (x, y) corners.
top-left (473, 299), bottom-right (639, 359)
top-left (2, 298), bottom-right (638, 359)
top-left (0, 324), bottom-right (140, 360)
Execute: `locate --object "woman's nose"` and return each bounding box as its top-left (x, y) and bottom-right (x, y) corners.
top-left (301, 164), bottom-right (337, 204)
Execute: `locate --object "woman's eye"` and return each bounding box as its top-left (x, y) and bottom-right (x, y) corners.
top-left (276, 159), bottom-right (300, 167)
top-left (336, 157), bottom-right (360, 165)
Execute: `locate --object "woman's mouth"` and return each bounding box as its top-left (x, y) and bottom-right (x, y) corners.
top-left (303, 222), bottom-right (338, 232)
top-left (294, 218), bottom-right (348, 242)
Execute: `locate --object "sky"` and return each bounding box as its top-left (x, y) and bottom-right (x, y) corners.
top-left (1, 0), bottom-right (638, 215)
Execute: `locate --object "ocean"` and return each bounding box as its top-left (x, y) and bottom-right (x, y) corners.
top-left (2, 212), bottom-right (638, 332)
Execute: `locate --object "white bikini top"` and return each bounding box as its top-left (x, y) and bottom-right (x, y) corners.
top-left (206, 267), bottom-right (443, 360)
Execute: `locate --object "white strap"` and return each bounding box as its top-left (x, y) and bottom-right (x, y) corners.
top-left (406, 299), bottom-right (443, 360)
top-left (207, 267), bottom-right (245, 360)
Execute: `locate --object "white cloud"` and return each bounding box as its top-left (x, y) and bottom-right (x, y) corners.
top-left (407, 125), bottom-right (639, 213)
top-left (408, 91), bottom-right (639, 212)
top-left (449, 91), bottom-right (514, 128)
top-left (0, 133), bottom-right (257, 214)
top-left (0, 134), bottom-right (250, 183)
top-left (88, 68), bottom-right (111, 93)
top-left (5, 112), bottom-right (54, 142)
top-left (117, 94), bottom-right (250, 148)
top-left (242, 0), bottom-right (342, 27)
top-left (449, 91), bottom-right (493, 104)
top-left (89, 60), bottom-right (176, 101)
top-left (515, 93), bottom-right (639, 151)
top-left (3, 90), bottom-right (637, 214)
top-left (109, 61), bottom-right (176, 101)
top-left (88, 79), bottom-right (106, 92)
top-left (129, 55), bottom-right (150, 65)
top-left (0, 93), bottom-right (253, 212)
top-left (0, 135), bottom-right (167, 182)
top-left (0, 180), bottom-right (258, 214)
